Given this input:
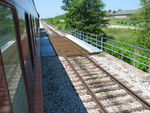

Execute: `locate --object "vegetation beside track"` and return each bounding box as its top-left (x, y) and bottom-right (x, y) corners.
top-left (42, 0), bottom-right (150, 72)
top-left (42, 18), bottom-right (150, 72)
top-left (42, 15), bottom-right (66, 31)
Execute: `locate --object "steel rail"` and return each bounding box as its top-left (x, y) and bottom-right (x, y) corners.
top-left (61, 35), bottom-right (150, 110)
top-left (43, 23), bottom-right (150, 111)
top-left (43, 23), bottom-right (150, 109)
top-left (43, 23), bottom-right (109, 113)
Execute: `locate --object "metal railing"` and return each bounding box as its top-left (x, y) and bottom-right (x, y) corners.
top-left (67, 28), bottom-right (150, 73)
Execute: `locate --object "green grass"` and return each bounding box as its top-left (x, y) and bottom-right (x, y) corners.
top-left (74, 28), bottom-right (149, 72)
top-left (102, 28), bottom-right (149, 72)
top-left (42, 17), bottom-right (66, 31)
top-left (108, 18), bottom-right (138, 27)
top-left (102, 28), bottom-right (139, 44)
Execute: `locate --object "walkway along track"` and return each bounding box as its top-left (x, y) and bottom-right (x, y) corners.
top-left (43, 23), bottom-right (150, 113)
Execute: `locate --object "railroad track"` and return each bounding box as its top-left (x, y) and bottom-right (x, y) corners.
top-left (42, 23), bottom-right (150, 113)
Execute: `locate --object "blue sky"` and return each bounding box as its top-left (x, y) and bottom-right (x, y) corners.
top-left (34, 0), bottom-right (141, 18)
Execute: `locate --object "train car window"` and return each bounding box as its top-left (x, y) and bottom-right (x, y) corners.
top-left (35, 18), bottom-right (39, 37)
top-left (25, 13), bottom-right (35, 69)
top-left (30, 15), bottom-right (36, 50)
top-left (35, 18), bottom-right (39, 38)
top-left (32, 16), bottom-right (37, 45)
top-left (34, 18), bottom-right (37, 38)
top-left (0, 5), bottom-right (29, 113)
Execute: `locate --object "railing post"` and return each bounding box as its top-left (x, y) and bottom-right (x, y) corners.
top-left (83, 32), bottom-right (85, 40)
top-left (79, 31), bottom-right (81, 39)
top-left (73, 29), bottom-right (75, 36)
top-left (101, 37), bottom-right (103, 51)
top-left (96, 36), bottom-right (98, 47)
top-left (82, 32), bottom-right (84, 40)
top-left (71, 29), bottom-right (73, 35)
top-left (121, 53), bottom-right (123, 60)
top-left (134, 47), bottom-right (136, 67)
top-left (148, 58), bottom-right (150, 74)
top-left (75, 30), bottom-right (77, 37)
top-left (90, 35), bottom-right (92, 44)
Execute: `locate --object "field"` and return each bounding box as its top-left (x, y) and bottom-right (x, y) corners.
top-left (102, 28), bottom-right (138, 44)
top-left (108, 18), bottom-right (138, 27)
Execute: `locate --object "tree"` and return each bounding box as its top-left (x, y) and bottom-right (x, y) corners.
top-left (108, 9), bottom-right (112, 13)
top-left (62, 0), bottom-right (107, 35)
top-left (0, 5), bottom-right (13, 35)
top-left (62, 0), bottom-right (72, 11)
top-left (134, 0), bottom-right (150, 49)
top-left (112, 10), bottom-right (116, 14)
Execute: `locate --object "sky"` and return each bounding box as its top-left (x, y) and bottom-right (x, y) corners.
top-left (34, 0), bottom-right (141, 19)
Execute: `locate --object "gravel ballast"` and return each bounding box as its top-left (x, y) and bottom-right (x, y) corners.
top-left (90, 53), bottom-right (150, 104)
top-left (41, 56), bottom-right (89, 113)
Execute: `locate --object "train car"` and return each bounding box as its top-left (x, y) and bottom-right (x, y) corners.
top-left (0, 0), bottom-right (43, 113)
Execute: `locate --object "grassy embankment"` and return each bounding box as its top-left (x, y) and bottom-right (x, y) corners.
top-left (102, 28), bottom-right (149, 72)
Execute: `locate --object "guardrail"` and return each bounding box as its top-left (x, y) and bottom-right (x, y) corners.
top-left (67, 28), bottom-right (150, 73)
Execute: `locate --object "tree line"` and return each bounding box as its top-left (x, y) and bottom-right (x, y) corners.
top-left (134, 0), bottom-right (150, 49)
top-left (62, 0), bottom-right (150, 49)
